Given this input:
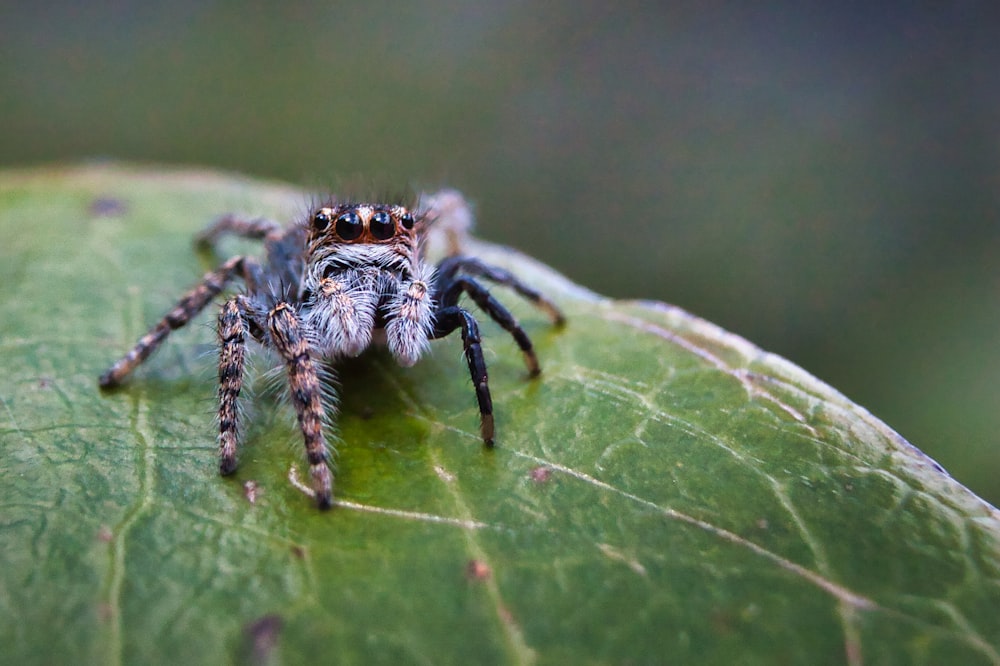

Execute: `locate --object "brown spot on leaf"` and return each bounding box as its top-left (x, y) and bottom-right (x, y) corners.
top-left (97, 603), bottom-right (115, 621)
top-left (88, 196), bottom-right (128, 217)
top-left (529, 466), bottom-right (552, 482)
top-left (710, 607), bottom-right (737, 635)
top-left (243, 614), bottom-right (283, 664)
top-left (466, 559), bottom-right (491, 581)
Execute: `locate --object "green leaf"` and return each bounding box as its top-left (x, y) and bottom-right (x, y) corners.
top-left (2, 164), bottom-right (999, 665)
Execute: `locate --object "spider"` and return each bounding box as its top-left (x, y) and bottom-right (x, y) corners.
top-left (99, 191), bottom-right (565, 509)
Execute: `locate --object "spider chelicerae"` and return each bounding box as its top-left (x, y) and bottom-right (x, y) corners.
top-left (99, 191), bottom-right (564, 509)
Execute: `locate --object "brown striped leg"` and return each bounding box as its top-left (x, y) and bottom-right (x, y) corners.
top-left (99, 256), bottom-right (254, 388)
top-left (266, 302), bottom-right (334, 509)
top-left (194, 214), bottom-right (282, 249)
top-left (217, 295), bottom-right (251, 476)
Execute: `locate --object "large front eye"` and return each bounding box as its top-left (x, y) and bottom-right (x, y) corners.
top-left (313, 208), bottom-right (333, 231)
top-left (335, 211), bottom-right (363, 240)
top-left (370, 211), bottom-right (394, 240)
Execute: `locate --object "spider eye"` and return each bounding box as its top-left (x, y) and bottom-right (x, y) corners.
top-left (399, 212), bottom-right (415, 230)
top-left (312, 208), bottom-right (333, 232)
top-left (370, 211), bottom-right (394, 240)
top-left (335, 211), bottom-right (363, 240)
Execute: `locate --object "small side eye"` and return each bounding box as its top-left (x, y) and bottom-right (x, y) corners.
top-left (399, 212), bottom-right (415, 230)
top-left (335, 211), bottom-right (363, 240)
top-left (370, 211), bottom-right (394, 240)
top-left (313, 208), bottom-right (333, 231)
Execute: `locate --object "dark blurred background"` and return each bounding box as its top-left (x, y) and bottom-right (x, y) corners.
top-left (3, 2), bottom-right (998, 502)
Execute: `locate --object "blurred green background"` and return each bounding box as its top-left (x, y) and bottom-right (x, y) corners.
top-left (3, 3), bottom-right (998, 503)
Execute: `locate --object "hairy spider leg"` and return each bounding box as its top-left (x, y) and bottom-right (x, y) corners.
top-left (437, 274), bottom-right (542, 377)
top-left (435, 256), bottom-right (566, 326)
top-left (194, 213), bottom-right (283, 248)
top-left (196, 215), bottom-right (305, 302)
top-left (431, 306), bottom-right (494, 446)
top-left (267, 302), bottom-right (334, 509)
top-left (216, 294), bottom-right (253, 476)
top-left (99, 255), bottom-right (258, 388)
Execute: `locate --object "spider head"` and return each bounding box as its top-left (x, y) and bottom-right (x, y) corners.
top-left (309, 203), bottom-right (419, 245)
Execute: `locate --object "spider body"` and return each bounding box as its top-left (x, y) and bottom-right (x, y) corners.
top-left (99, 192), bottom-right (564, 509)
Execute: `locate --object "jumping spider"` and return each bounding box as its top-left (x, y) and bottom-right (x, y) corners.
top-left (99, 191), bottom-right (564, 509)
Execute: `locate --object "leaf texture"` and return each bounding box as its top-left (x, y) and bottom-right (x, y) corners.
top-left (1, 165), bottom-right (999, 665)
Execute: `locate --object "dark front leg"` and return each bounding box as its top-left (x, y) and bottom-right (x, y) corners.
top-left (432, 306), bottom-right (494, 446)
top-left (435, 255), bottom-right (565, 326)
top-left (439, 276), bottom-right (541, 377)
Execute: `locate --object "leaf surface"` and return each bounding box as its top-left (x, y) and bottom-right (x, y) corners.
top-left (2, 165), bottom-right (999, 665)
